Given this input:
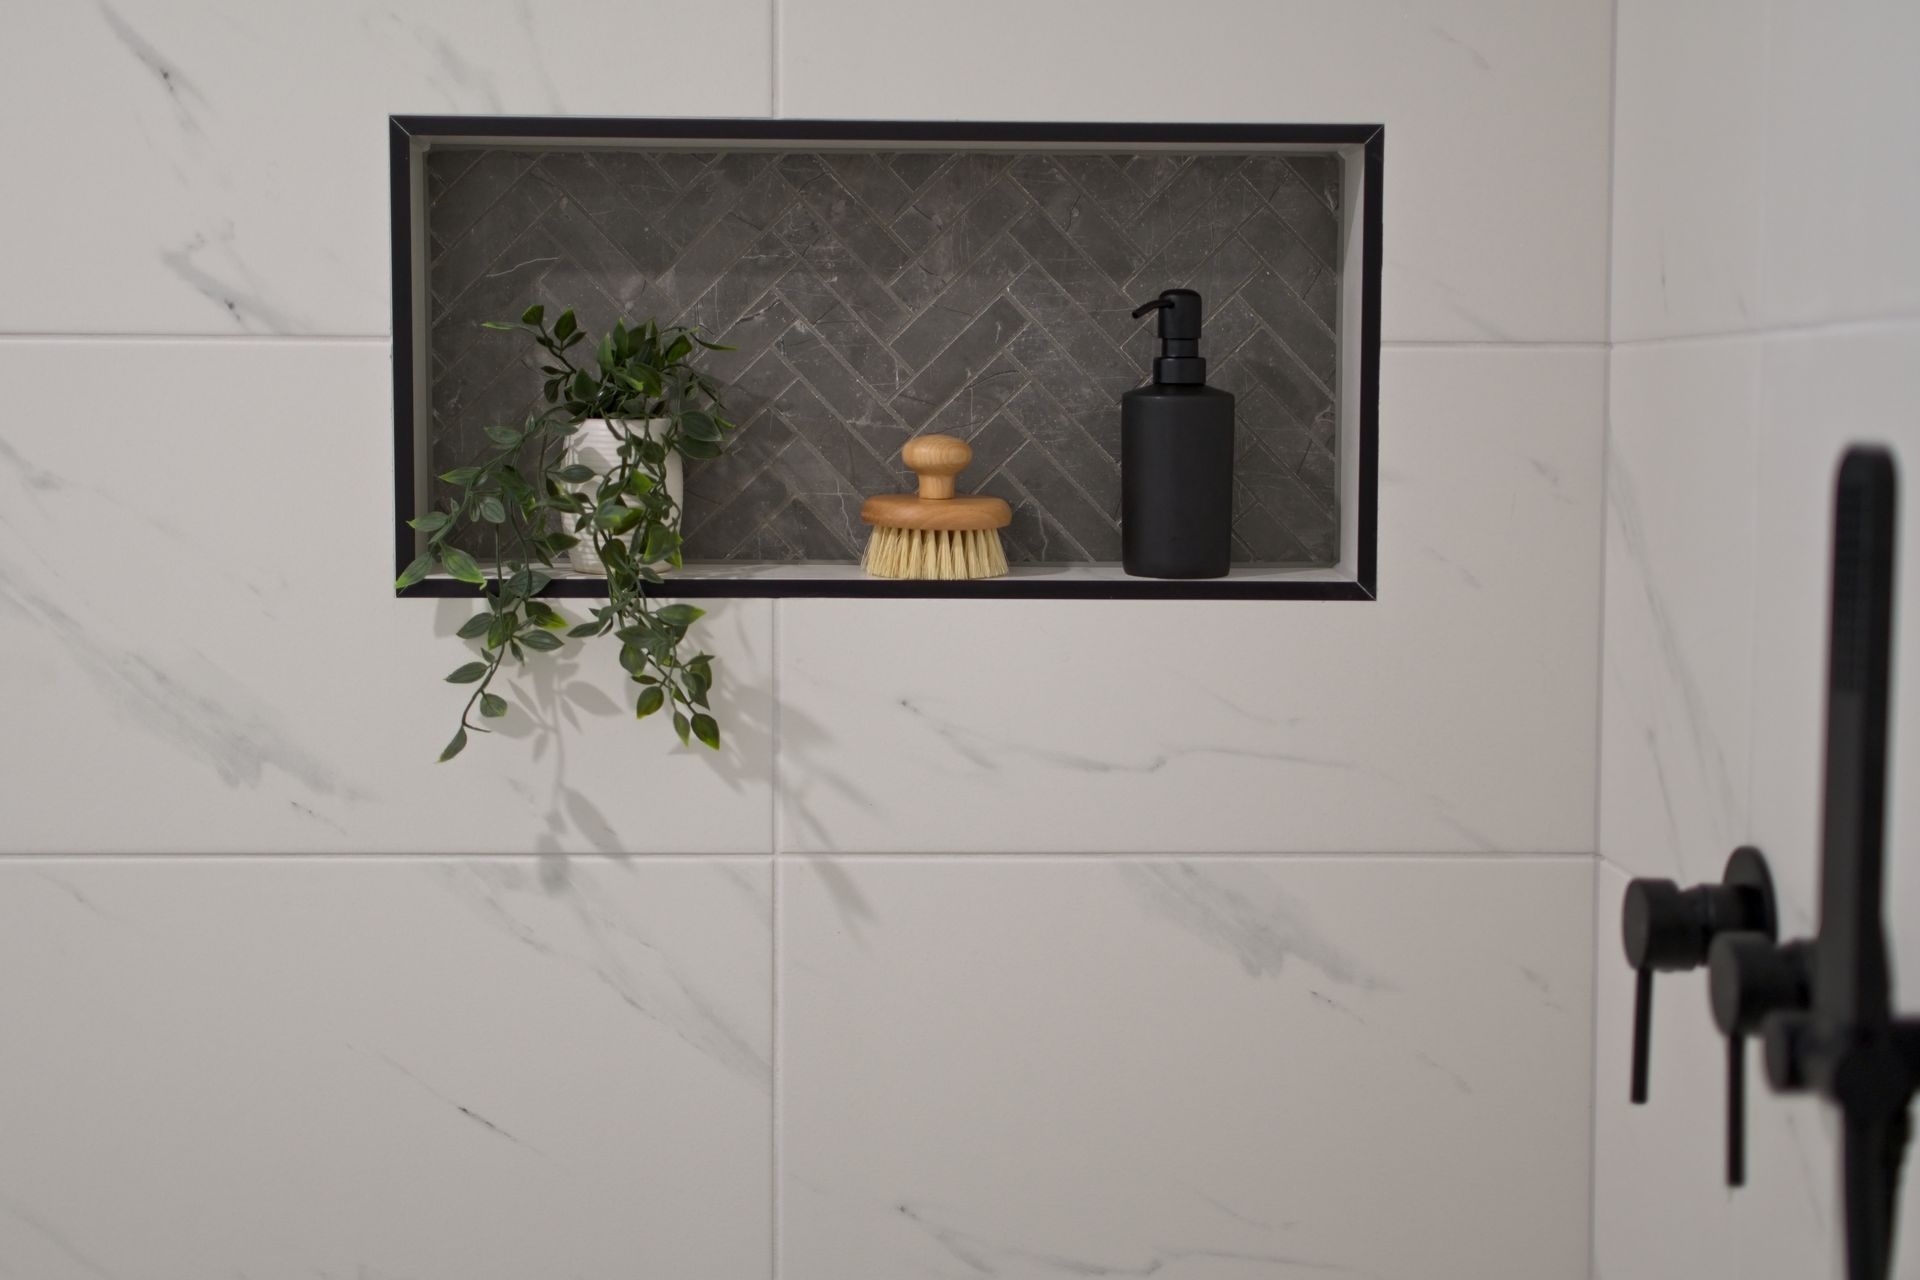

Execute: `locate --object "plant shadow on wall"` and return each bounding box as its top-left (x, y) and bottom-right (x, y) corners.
top-left (401, 306), bottom-right (739, 765)
top-left (427, 596), bottom-right (769, 853)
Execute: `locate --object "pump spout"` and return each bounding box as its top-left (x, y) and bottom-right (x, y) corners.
top-left (1131, 289), bottom-right (1207, 385)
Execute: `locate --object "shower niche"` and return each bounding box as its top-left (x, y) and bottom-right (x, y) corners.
top-left (392, 117), bottom-right (1381, 599)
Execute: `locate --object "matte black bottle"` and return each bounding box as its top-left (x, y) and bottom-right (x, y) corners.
top-left (1121, 289), bottom-right (1235, 578)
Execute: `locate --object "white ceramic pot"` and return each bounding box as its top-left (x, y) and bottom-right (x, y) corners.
top-left (565, 417), bottom-right (684, 576)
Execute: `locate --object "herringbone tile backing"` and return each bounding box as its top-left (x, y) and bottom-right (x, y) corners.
top-left (426, 147), bottom-right (1342, 565)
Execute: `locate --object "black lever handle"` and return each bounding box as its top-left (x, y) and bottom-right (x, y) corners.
top-left (1709, 932), bottom-right (1813, 1187)
top-left (1727, 1033), bottom-right (1746, 1186)
top-left (1622, 847), bottom-right (1777, 1110)
top-left (1631, 967), bottom-right (1654, 1103)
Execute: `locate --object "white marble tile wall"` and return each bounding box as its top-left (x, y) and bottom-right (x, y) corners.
top-left (0, 857), bottom-right (773, 1278)
top-left (0, 0), bottom-right (1614, 1275)
top-left (1596, 2), bottom-right (1920, 1276)
top-left (779, 856), bottom-right (1595, 1280)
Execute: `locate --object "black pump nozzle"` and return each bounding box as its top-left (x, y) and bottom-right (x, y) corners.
top-left (1132, 289), bottom-right (1207, 385)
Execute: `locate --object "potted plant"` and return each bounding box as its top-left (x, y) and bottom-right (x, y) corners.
top-left (397, 305), bottom-right (737, 762)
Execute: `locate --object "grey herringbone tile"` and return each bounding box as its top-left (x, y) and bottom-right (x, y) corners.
top-left (426, 146), bottom-right (1348, 566)
top-left (1242, 155), bottom-right (1341, 268)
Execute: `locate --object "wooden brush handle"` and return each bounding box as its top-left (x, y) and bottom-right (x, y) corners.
top-left (904, 434), bottom-right (971, 501)
top-left (860, 433), bottom-right (1011, 530)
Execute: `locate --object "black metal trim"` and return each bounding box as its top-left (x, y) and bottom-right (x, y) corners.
top-left (1355, 127), bottom-right (1383, 599)
top-left (398, 576), bottom-right (1374, 602)
top-left (391, 116), bottom-right (1381, 148)
top-left (391, 116), bottom-right (418, 583)
top-left (391, 116), bottom-right (1384, 603)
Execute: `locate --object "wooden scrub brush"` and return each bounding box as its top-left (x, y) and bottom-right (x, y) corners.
top-left (861, 434), bottom-right (1012, 580)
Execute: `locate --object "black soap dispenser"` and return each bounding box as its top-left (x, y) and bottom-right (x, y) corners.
top-left (1121, 289), bottom-right (1235, 578)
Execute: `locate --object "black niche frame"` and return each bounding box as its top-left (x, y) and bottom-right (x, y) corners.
top-left (392, 116), bottom-right (1383, 601)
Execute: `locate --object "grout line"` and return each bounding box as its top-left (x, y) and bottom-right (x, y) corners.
top-left (1588, 5), bottom-right (1622, 1267)
top-left (0, 849), bottom-right (1604, 863)
top-left (771, 599), bottom-right (784, 855)
top-left (0, 851), bottom-right (785, 861)
top-left (770, 0), bottom-right (782, 118)
top-left (1583, 847), bottom-right (1605, 1280)
top-left (750, 850), bottom-right (1598, 863)
top-left (769, 852), bottom-right (784, 1280)
top-left (1610, 313), bottom-right (1920, 348)
top-left (1739, 0), bottom-right (1775, 861)
top-left (5, 325), bottom-right (1909, 350)
top-left (0, 333), bottom-right (391, 345)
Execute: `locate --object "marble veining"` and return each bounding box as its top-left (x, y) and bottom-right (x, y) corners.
top-left (1118, 861), bottom-right (1381, 988)
top-left (779, 856), bottom-right (1594, 1280)
top-left (1604, 450), bottom-right (1741, 881)
top-left (0, 859), bottom-right (773, 1277)
top-left (0, 566), bottom-right (351, 801)
top-left (433, 860), bottom-right (772, 1086)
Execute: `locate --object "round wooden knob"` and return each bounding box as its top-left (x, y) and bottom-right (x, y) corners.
top-left (902, 434), bottom-right (971, 500)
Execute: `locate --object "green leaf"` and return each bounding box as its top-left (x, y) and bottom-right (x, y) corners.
top-left (678, 434), bottom-right (723, 461)
top-left (504, 567), bottom-right (554, 599)
top-left (568, 621), bottom-right (605, 638)
top-left (680, 410), bottom-right (721, 443)
top-left (605, 505), bottom-right (645, 536)
top-left (456, 612), bottom-right (494, 639)
top-left (484, 424), bottom-right (524, 448)
top-left (520, 629), bottom-right (563, 652)
top-left (655, 603), bottom-right (705, 628)
top-left (395, 553), bottom-right (434, 590)
top-left (439, 466), bottom-right (482, 486)
top-left (570, 370), bottom-right (595, 402)
top-left (440, 548), bottom-right (486, 584)
top-left (408, 512), bottom-right (451, 534)
top-left (521, 303), bottom-right (546, 326)
top-left (691, 332), bottom-right (735, 351)
top-left (596, 333), bottom-right (616, 374)
top-left (525, 600), bottom-right (564, 628)
top-left (665, 334), bottom-right (692, 363)
top-left (477, 496), bottom-right (507, 524)
top-left (554, 308), bottom-right (578, 341)
top-left (486, 613), bottom-right (510, 650)
top-left (480, 692), bottom-right (509, 718)
top-left (619, 642), bottom-right (648, 677)
top-left (634, 686), bottom-right (666, 719)
top-left (642, 524), bottom-right (681, 565)
top-left (445, 661), bottom-right (489, 684)
top-left (480, 320), bottom-right (515, 332)
top-left (672, 711), bottom-right (691, 747)
top-left (556, 463), bottom-right (595, 484)
top-left (439, 727), bottom-right (469, 762)
top-left (691, 713), bottom-right (720, 750)
top-left (600, 539), bottom-right (633, 572)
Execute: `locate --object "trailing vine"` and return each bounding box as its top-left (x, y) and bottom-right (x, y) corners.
top-left (397, 305), bottom-right (736, 761)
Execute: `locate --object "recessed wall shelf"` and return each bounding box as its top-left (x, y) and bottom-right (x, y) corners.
top-left (392, 117), bottom-right (1382, 601)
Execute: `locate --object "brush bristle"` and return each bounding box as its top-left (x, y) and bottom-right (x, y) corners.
top-left (862, 525), bottom-right (1009, 579)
